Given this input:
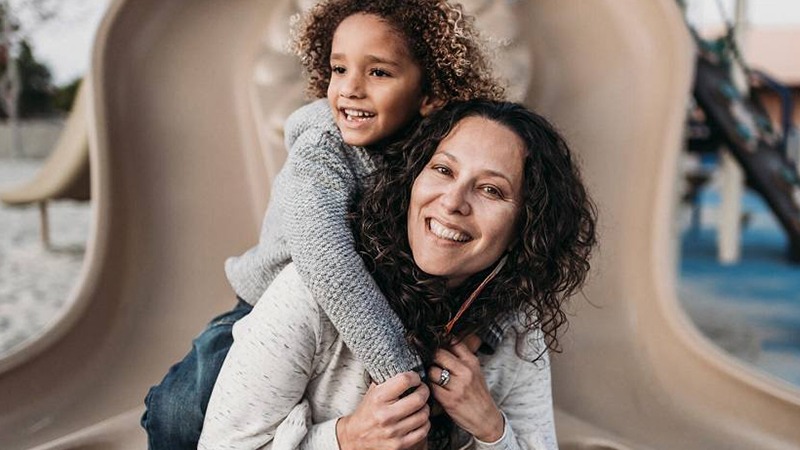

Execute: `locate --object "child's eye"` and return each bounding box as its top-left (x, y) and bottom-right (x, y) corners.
top-left (331, 65), bottom-right (346, 75)
top-left (370, 68), bottom-right (390, 77)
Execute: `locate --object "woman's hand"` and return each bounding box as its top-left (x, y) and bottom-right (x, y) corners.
top-left (337, 372), bottom-right (431, 450)
top-left (428, 335), bottom-right (505, 443)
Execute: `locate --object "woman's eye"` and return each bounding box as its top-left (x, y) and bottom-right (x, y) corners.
top-left (331, 66), bottom-right (346, 75)
top-left (370, 68), bottom-right (390, 77)
top-left (481, 186), bottom-right (503, 198)
top-left (432, 165), bottom-right (451, 176)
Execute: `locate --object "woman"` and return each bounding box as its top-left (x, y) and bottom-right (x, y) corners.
top-left (199, 100), bottom-right (596, 450)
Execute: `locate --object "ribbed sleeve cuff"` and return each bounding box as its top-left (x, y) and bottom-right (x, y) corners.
top-left (473, 411), bottom-right (515, 450)
top-left (367, 351), bottom-right (424, 384)
top-left (305, 417), bottom-right (342, 450)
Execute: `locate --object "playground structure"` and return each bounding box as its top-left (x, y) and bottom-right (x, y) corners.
top-left (1, 0), bottom-right (799, 449)
top-left (0, 84), bottom-right (91, 247)
top-left (686, 23), bottom-right (800, 262)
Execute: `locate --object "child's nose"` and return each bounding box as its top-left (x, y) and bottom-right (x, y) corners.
top-left (340, 73), bottom-right (365, 99)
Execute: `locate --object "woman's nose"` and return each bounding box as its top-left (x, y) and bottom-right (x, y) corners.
top-left (340, 73), bottom-right (365, 99)
top-left (440, 184), bottom-right (471, 215)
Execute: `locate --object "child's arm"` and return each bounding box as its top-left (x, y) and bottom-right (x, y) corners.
top-left (279, 100), bottom-right (422, 383)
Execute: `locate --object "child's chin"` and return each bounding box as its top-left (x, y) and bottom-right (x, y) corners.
top-left (341, 132), bottom-right (373, 147)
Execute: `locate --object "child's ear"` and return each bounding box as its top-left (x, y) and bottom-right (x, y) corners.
top-left (419, 95), bottom-right (445, 116)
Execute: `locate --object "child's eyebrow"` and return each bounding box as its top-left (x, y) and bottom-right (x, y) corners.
top-left (329, 53), bottom-right (402, 67)
top-left (364, 55), bottom-right (400, 67)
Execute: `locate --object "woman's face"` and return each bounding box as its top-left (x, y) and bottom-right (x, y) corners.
top-left (407, 116), bottom-right (525, 286)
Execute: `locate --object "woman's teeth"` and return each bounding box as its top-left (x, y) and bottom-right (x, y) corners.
top-left (429, 219), bottom-right (472, 242)
top-left (343, 109), bottom-right (375, 121)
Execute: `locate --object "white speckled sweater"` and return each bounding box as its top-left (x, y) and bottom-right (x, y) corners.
top-left (199, 264), bottom-right (558, 450)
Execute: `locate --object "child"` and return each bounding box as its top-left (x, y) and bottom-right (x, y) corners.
top-left (142, 1), bottom-right (504, 448)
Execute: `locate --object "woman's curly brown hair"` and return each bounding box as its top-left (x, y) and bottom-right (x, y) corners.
top-left (291, 0), bottom-right (504, 102)
top-left (353, 99), bottom-right (597, 368)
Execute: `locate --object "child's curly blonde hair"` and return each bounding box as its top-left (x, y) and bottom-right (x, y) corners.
top-left (291, 0), bottom-right (504, 102)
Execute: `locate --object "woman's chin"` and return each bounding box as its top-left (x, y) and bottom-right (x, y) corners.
top-left (414, 260), bottom-right (465, 286)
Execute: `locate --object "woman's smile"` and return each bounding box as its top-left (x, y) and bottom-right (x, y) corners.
top-left (408, 116), bottom-right (525, 285)
top-left (426, 218), bottom-right (474, 243)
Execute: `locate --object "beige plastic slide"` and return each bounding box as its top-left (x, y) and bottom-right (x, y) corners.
top-left (0, 83), bottom-right (91, 245)
top-left (1, 0), bottom-right (799, 449)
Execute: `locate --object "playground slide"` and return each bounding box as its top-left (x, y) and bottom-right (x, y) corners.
top-left (0, 83), bottom-right (90, 205)
top-left (1, 0), bottom-right (799, 449)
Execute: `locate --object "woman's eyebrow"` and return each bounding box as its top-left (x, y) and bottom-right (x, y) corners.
top-left (482, 170), bottom-right (515, 190)
top-left (440, 151), bottom-right (514, 187)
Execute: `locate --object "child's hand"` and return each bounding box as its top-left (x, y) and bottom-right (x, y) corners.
top-left (427, 336), bottom-right (504, 443)
top-left (337, 372), bottom-right (431, 450)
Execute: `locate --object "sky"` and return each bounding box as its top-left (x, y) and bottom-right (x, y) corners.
top-left (687, 0), bottom-right (800, 29)
top-left (23, 0), bottom-right (112, 85)
top-left (19, 0), bottom-right (800, 87)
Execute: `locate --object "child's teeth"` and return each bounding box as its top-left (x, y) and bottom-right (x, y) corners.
top-left (429, 219), bottom-right (471, 242)
top-left (344, 109), bottom-right (374, 118)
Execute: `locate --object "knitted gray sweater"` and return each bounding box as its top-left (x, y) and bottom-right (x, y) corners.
top-left (225, 99), bottom-right (420, 383)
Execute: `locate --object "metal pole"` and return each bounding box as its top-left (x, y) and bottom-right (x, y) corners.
top-left (717, 0), bottom-right (749, 264)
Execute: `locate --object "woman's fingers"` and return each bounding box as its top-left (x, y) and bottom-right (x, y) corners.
top-left (395, 403), bottom-right (430, 435)
top-left (375, 372), bottom-right (422, 403)
top-left (400, 418), bottom-right (431, 449)
top-left (432, 348), bottom-right (464, 375)
top-left (427, 365), bottom-right (444, 388)
top-left (453, 334), bottom-right (482, 355)
top-left (387, 382), bottom-right (429, 418)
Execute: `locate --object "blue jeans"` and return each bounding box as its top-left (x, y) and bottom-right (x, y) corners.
top-left (141, 299), bottom-right (252, 450)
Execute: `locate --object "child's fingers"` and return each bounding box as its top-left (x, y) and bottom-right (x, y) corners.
top-left (375, 372), bottom-right (421, 402)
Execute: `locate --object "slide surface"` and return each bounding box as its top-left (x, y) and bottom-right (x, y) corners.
top-left (0, 83), bottom-right (90, 206)
top-left (1, 0), bottom-right (799, 449)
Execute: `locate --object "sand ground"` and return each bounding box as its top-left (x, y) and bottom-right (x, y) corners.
top-left (0, 159), bottom-right (90, 355)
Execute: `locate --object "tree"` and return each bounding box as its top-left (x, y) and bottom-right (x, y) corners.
top-left (0, 0), bottom-right (59, 156)
top-left (0, 38), bottom-right (54, 118)
top-left (53, 76), bottom-right (80, 113)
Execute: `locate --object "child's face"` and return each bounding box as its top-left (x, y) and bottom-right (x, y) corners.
top-left (327, 13), bottom-right (433, 147)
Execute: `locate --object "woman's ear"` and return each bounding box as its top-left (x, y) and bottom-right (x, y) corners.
top-left (419, 95), bottom-right (445, 116)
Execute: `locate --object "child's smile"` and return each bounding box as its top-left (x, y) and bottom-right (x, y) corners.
top-left (340, 107), bottom-right (376, 126)
top-left (327, 13), bottom-right (436, 147)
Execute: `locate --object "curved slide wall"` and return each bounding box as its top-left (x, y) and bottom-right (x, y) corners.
top-left (0, 0), bottom-right (799, 449)
top-left (521, 1), bottom-right (800, 449)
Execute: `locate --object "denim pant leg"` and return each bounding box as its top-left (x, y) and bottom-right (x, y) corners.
top-left (141, 298), bottom-right (252, 450)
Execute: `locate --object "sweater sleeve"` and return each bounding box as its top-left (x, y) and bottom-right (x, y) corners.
top-left (474, 330), bottom-right (557, 450)
top-left (268, 399), bottom-right (340, 450)
top-left (198, 267), bottom-right (324, 450)
top-left (279, 116), bottom-right (421, 383)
